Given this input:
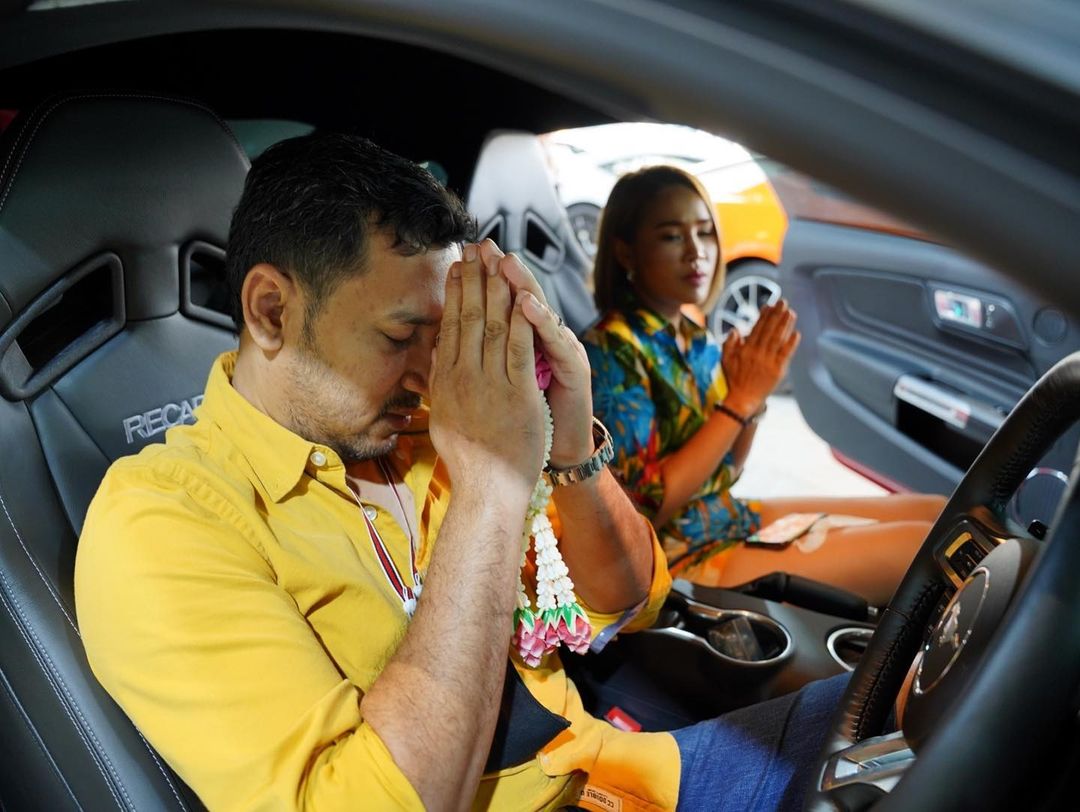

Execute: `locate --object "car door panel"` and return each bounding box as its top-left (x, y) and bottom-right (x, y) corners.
top-left (784, 219), bottom-right (1080, 498)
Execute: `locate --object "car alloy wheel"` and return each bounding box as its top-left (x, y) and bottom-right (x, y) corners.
top-left (566, 202), bottom-right (601, 258)
top-left (712, 261), bottom-right (782, 337)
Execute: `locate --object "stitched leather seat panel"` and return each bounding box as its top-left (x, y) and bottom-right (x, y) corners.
top-left (0, 91), bottom-right (248, 811)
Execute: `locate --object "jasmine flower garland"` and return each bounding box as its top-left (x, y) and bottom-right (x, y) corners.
top-left (512, 352), bottom-right (592, 667)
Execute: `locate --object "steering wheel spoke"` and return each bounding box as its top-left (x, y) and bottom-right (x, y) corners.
top-left (821, 731), bottom-right (914, 795)
top-left (932, 510), bottom-right (1014, 590)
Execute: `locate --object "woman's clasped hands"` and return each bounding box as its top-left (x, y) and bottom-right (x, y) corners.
top-left (719, 300), bottom-right (801, 417)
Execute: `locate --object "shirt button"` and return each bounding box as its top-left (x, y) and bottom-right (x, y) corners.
top-left (309, 451), bottom-right (327, 467)
top-left (363, 505), bottom-right (378, 521)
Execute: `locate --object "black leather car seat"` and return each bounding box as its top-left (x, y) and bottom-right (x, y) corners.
top-left (466, 130), bottom-right (599, 334)
top-left (0, 92), bottom-right (247, 811)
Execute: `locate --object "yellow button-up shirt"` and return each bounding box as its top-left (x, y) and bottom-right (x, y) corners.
top-left (76, 352), bottom-right (679, 811)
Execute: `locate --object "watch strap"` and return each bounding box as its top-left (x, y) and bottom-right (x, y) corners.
top-left (544, 417), bottom-right (614, 486)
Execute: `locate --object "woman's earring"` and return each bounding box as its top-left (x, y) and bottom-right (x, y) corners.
top-left (627, 266), bottom-right (636, 282)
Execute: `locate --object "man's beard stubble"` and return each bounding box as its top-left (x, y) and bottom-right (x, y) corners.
top-left (285, 346), bottom-right (421, 465)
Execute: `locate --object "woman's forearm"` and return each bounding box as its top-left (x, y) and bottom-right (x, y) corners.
top-left (654, 408), bottom-right (746, 527)
top-left (729, 421), bottom-right (758, 479)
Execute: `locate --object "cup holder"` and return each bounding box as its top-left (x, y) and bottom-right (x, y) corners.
top-left (652, 604), bottom-right (685, 630)
top-left (827, 627), bottom-right (874, 672)
top-left (702, 609), bottom-right (793, 666)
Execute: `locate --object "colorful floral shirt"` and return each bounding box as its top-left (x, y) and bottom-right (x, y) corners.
top-left (583, 303), bottom-right (761, 566)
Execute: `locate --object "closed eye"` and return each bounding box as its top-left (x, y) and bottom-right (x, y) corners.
top-left (382, 331), bottom-right (415, 349)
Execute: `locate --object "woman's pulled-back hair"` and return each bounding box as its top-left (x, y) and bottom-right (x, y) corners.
top-left (592, 164), bottom-right (725, 315)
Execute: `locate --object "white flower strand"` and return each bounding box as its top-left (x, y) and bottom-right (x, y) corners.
top-left (518, 400), bottom-right (578, 612)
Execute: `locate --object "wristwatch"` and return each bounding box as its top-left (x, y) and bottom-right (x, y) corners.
top-left (544, 417), bottom-right (615, 486)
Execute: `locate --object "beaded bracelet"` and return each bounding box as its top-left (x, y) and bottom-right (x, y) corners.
top-left (715, 402), bottom-right (768, 427)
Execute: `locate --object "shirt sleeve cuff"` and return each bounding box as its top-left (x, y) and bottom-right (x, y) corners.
top-left (582, 525), bottom-right (671, 653)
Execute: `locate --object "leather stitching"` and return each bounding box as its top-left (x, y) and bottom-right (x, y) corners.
top-left (0, 583), bottom-right (126, 810)
top-left (852, 578), bottom-right (943, 740)
top-left (0, 664), bottom-right (83, 809)
top-left (0, 454), bottom-right (187, 807)
top-left (0, 476), bottom-right (78, 630)
top-left (0, 103), bottom-right (43, 208)
top-left (140, 732), bottom-right (189, 812)
top-left (0, 91), bottom-right (245, 218)
top-left (989, 377), bottom-right (1080, 509)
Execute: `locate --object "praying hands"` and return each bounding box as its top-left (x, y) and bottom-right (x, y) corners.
top-left (720, 300), bottom-right (801, 418)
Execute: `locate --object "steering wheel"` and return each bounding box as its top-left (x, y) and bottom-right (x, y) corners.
top-left (807, 352), bottom-right (1080, 811)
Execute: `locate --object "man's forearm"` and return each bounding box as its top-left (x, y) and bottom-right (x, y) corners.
top-left (553, 469), bottom-right (654, 614)
top-left (360, 488), bottom-right (526, 811)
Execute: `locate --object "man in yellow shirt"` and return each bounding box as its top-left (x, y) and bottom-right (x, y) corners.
top-left (76, 133), bottom-right (845, 811)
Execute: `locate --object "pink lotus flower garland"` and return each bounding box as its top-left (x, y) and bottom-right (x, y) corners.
top-left (512, 351), bottom-right (592, 667)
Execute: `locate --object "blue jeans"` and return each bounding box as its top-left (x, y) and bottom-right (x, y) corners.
top-left (671, 674), bottom-right (848, 811)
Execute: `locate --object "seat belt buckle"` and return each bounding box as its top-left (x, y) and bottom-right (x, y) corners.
top-left (603, 706), bottom-right (642, 732)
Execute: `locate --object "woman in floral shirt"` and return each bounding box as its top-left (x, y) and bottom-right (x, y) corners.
top-left (582, 166), bottom-right (945, 605)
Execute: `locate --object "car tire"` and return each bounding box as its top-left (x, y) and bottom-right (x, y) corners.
top-left (710, 260), bottom-right (793, 394)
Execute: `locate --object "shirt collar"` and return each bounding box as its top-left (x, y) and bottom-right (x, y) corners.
top-left (199, 351), bottom-right (340, 502)
top-left (625, 294), bottom-right (708, 342)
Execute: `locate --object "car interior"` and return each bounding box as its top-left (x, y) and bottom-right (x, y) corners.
top-left (782, 200), bottom-right (1080, 501)
top-left (1, 3), bottom-right (1079, 811)
top-left (0, 79), bottom-right (869, 812)
top-left (467, 130), bottom-right (598, 335)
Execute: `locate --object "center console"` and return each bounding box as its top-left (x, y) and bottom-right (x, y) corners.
top-left (563, 578), bottom-right (874, 731)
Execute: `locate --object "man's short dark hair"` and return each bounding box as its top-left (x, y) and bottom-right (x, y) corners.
top-left (225, 132), bottom-right (476, 332)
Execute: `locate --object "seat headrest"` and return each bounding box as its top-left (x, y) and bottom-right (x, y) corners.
top-left (0, 92), bottom-right (247, 530)
top-left (468, 131), bottom-right (568, 247)
top-left (0, 92), bottom-right (249, 398)
top-left (467, 131), bottom-right (599, 334)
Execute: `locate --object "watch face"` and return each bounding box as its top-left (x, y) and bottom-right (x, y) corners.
top-left (545, 419), bottom-right (614, 486)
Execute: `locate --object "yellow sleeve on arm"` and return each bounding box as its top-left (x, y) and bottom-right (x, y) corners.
top-left (547, 503), bottom-right (672, 651)
top-left (75, 462), bottom-right (423, 812)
